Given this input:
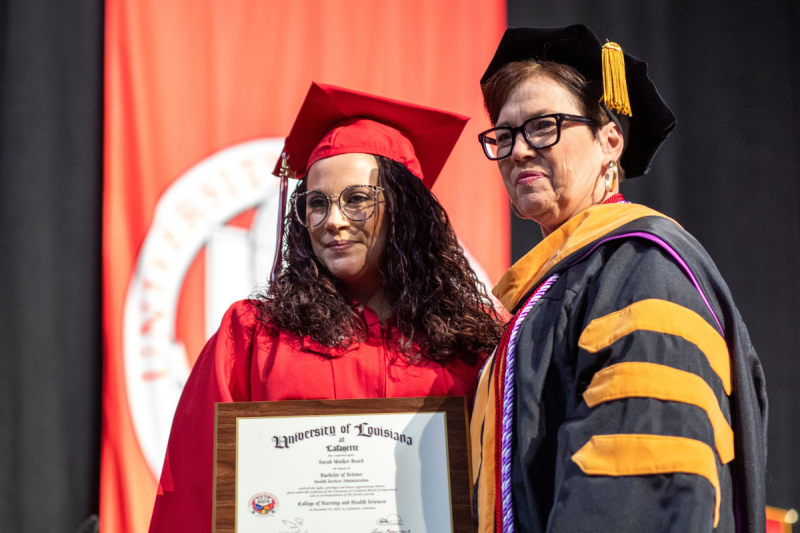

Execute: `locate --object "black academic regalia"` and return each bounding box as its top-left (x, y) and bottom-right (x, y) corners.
top-left (472, 203), bottom-right (767, 533)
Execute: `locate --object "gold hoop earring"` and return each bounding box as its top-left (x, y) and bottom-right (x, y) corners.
top-left (510, 202), bottom-right (526, 219)
top-left (605, 160), bottom-right (619, 192)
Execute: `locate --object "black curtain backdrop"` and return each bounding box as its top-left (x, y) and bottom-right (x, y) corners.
top-left (508, 0), bottom-right (800, 511)
top-left (0, 1), bottom-right (798, 532)
top-left (0, 0), bottom-right (103, 532)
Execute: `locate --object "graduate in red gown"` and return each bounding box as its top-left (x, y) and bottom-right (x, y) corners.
top-left (148, 82), bottom-right (504, 532)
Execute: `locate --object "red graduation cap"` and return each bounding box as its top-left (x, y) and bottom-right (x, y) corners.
top-left (272, 82), bottom-right (469, 189)
top-left (268, 82), bottom-right (468, 283)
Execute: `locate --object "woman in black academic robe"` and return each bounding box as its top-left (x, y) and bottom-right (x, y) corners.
top-left (470, 25), bottom-right (767, 533)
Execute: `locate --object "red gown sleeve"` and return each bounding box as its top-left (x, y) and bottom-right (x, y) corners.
top-left (148, 300), bottom-right (264, 532)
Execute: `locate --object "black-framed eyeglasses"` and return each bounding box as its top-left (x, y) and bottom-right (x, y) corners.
top-left (291, 185), bottom-right (385, 228)
top-left (478, 113), bottom-right (595, 160)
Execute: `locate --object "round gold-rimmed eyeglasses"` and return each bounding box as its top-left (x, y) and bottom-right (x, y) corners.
top-left (291, 185), bottom-right (385, 228)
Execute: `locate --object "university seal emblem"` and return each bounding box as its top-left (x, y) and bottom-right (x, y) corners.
top-left (248, 492), bottom-right (279, 516)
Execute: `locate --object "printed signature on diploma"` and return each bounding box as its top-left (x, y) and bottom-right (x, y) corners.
top-left (279, 518), bottom-right (308, 533)
top-left (375, 514), bottom-right (403, 525)
top-left (373, 514), bottom-right (410, 533)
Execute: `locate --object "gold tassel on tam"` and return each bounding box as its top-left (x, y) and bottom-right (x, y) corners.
top-left (601, 42), bottom-right (632, 116)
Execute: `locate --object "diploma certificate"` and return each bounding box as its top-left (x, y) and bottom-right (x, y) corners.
top-left (214, 397), bottom-right (473, 533)
top-left (237, 412), bottom-right (450, 533)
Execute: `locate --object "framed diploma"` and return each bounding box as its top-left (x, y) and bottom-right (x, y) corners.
top-left (213, 396), bottom-right (473, 533)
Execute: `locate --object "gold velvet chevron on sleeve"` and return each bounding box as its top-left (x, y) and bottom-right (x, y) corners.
top-left (572, 434), bottom-right (721, 527)
top-left (583, 362), bottom-right (734, 463)
top-left (578, 298), bottom-right (731, 394)
top-left (572, 298), bottom-right (733, 529)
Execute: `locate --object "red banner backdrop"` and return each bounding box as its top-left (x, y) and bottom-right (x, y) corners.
top-left (102, 1), bottom-right (507, 531)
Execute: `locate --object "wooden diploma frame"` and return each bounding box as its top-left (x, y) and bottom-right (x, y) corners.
top-left (213, 396), bottom-right (474, 533)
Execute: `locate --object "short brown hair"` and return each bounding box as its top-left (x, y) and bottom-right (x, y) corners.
top-left (481, 60), bottom-right (610, 132)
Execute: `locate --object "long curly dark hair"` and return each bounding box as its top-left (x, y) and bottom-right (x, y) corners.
top-left (257, 155), bottom-right (503, 365)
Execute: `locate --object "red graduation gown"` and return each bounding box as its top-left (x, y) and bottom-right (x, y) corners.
top-left (149, 299), bottom-right (483, 532)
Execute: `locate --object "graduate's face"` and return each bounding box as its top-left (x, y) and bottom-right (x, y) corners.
top-left (495, 74), bottom-right (622, 237)
top-left (305, 153), bottom-right (388, 291)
